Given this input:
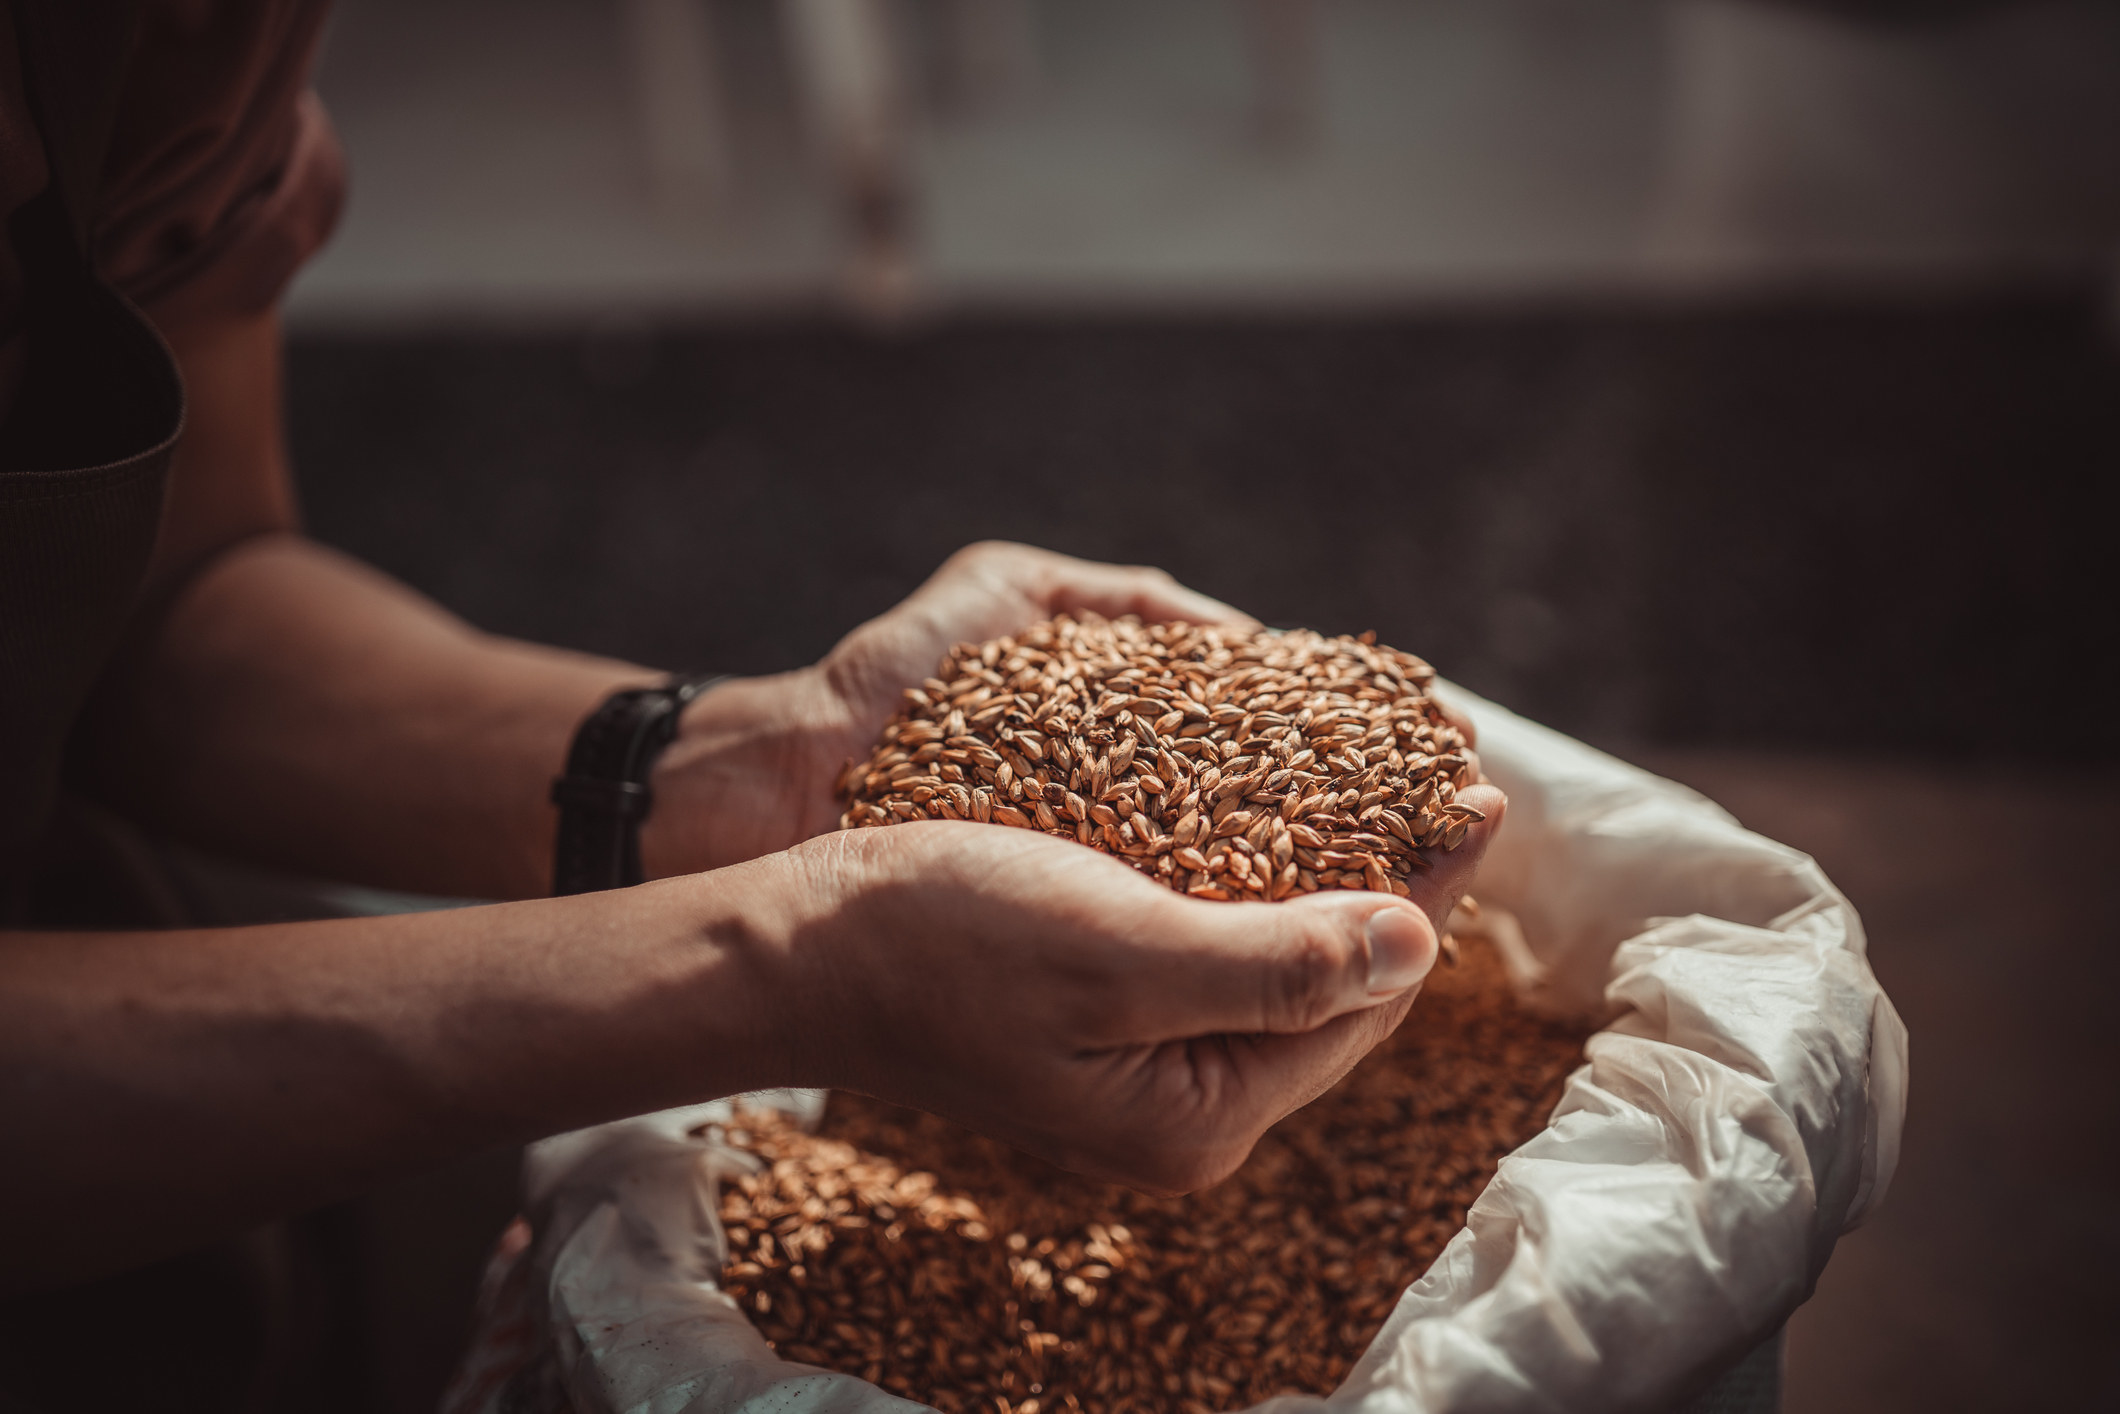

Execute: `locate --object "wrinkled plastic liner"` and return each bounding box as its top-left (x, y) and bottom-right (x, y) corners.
top-left (449, 688), bottom-right (1906, 1414)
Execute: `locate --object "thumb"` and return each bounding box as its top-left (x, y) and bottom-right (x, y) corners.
top-left (1130, 890), bottom-right (1440, 1040)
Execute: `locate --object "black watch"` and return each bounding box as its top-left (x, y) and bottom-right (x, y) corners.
top-left (550, 673), bottom-right (728, 895)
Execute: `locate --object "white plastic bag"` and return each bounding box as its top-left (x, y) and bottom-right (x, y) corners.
top-left (447, 688), bottom-right (1906, 1414)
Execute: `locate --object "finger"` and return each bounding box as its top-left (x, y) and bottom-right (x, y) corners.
top-left (1109, 788), bottom-right (1503, 1044)
top-left (946, 542), bottom-right (1256, 629)
top-left (1239, 985), bottom-right (1419, 1118)
top-left (1073, 988), bottom-right (1422, 1195)
top-left (1113, 888), bottom-right (1440, 1042)
top-left (1035, 559), bottom-right (1257, 630)
top-left (1403, 784), bottom-right (1506, 934)
top-left (824, 545), bottom-right (1252, 716)
top-left (1211, 984), bottom-right (1421, 1151)
top-left (1001, 794), bottom-right (1499, 1044)
top-left (1437, 700), bottom-right (1479, 748)
top-left (1426, 680), bottom-right (1485, 750)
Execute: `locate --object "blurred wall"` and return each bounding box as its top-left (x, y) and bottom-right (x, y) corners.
top-left (288, 302), bottom-right (2118, 762)
top-left (288, 0), bottom-right (2120, 320)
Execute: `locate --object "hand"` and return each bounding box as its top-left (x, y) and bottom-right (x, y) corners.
top-left (642, 542), bottom-right (1254, 876)
top-left (737, 783), bottom-right (1504, 1193)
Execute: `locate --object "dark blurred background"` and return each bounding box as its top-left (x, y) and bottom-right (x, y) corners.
top-left (280, 0), bottom-right (2119, 1410)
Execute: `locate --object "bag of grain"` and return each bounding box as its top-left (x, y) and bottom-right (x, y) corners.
top-left (445, 685), bottom-right (1906, 1414)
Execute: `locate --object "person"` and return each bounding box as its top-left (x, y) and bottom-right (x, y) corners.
top-left (0, 0), bottom-right (1501, 1400)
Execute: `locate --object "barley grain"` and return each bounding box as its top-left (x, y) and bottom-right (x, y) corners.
top-left (838, 616), bottom-right (1478, 899)
top-left (712, 939), bottom-right (1586, 1414)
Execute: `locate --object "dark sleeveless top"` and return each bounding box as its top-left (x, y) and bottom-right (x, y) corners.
top-left (0, 0), bottom-right (339, 922)
top-left (0, 3), bottom-right (182, 921)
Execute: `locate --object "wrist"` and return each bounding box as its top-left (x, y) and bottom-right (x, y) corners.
top-left (666, 839), bottom-right (868, 1094)
top-left (533, 860), bottom-right (814, 1115)
top-left (639, 666), bottom-right (858, 877)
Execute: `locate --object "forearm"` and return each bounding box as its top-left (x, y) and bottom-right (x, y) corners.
top-left (87, 534), bottom-right (659, 898)
top-left (86, 534), bottom-right (851, 899)
top-left (0, 861), bottom-right (793, 1290)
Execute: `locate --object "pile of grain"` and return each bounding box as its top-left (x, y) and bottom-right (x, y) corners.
top-left (712, 938), bottom-right (1589, 1414)
top-left (836, 616), bottom-right (1483, 900)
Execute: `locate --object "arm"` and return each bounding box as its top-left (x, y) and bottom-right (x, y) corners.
top-left (0, 800), bottom-right (1500, 1292)
top-left (80, 310), bottom-right (651, 897)
top-left (1, 867), bottom-right (777, 1287)
top-left (85, 312), bottom-right (1247, 899)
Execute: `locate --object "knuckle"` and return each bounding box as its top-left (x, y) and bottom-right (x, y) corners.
top-left (1121, 561), bottom-right (1177, 587)
top-left (950, 539), bottom-right (1027, 571)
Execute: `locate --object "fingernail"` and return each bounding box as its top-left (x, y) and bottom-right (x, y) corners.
top-left (1365, 907), bottom-right (1435, 995)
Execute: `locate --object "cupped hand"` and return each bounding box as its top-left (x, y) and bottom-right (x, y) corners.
top-left (643, 543), bottom-right (1254, 875)
top-left (743, 784), bottom-right (1503, 1193)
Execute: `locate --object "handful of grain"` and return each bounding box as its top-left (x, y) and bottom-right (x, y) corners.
top-left (837, 615), bottom-right (1483, 900)
top-left (712, 938), bottom-right (1590, 1414)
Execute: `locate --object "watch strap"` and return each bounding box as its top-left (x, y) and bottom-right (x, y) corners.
top-left (551, 673), bottom-right (727, 895)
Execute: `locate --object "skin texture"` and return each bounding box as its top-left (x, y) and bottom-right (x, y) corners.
top-left (2, 309), bottom-right (1504, 1290)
